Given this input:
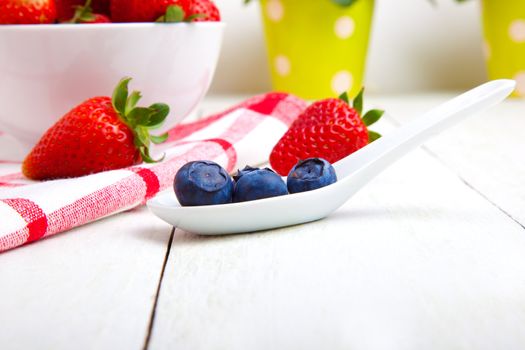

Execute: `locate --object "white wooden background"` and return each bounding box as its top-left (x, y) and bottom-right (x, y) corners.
top-left (1, 94), bottom-right (524, 350)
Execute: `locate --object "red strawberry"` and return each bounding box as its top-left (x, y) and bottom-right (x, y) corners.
top-left (23, 78), bottom-right (170, 180)
top-left (187, 0), bottom-right (220, 22)
top-left (67, 0), bottom-right (111, 23)
top-left (0, 0), bottom-right (57, 24)
top-left (270, 89), bottom-right (384, 176)
top-left (56, 0), bottom-right (109, 21)
top-left (110, 0), bottom-right (193, 22)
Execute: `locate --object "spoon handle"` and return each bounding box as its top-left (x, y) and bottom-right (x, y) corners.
top-left (334, 79), bottom-right (516, 182)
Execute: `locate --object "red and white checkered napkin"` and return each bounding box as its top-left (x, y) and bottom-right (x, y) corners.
top-left (0, 93), bottom-right (307, 253)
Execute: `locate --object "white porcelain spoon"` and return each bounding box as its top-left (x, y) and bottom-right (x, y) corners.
top-left (147, 80), bottom-right (516, 235)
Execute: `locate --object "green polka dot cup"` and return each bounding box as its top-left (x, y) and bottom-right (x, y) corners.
top-left (260, 0), bottom-right (375, 100)
top-left (482, 1), bottom-right (525, 97)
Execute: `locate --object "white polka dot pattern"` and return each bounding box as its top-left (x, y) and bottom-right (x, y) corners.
top-left (509, 19), bottom-right (525, 43)
top-left (266, 0), bottom-right (284, 22)
top-left (334, 16), bottom-right (355, 39)
top-left (331, 71), bottom-right (353, 95)
top-left (275, 55), bottom-right (291, 76)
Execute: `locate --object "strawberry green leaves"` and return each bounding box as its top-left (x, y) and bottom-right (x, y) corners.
top-left (125, 91), bottom-right (142, 114)
top-left (67, 0), bottom-right (110, 24)
top-left (367, 131), bottom-right (381, 143)
top-left (112, 77), bottom-right (131, 113)
top-left (68, 0), bottom-right (95, 23)
top-left (112, 77), bottom-right (170, 163)
top-left (339, 87), bottom-right (384, 143)
top-left (339, 92), bottom-right (350, 105)
top-left (157, 5), bottom-right (185, 22)
top-left (352, 88), bottom-right (364, 115)
top-left (156, 5), bottom-right (205, 22)
top-left (362, 109), bottom-right (383, 127)
top-left (151, 133), bottom-right (169, 144)
top-left (364, 108), bottom-right (384, 142)
top-left (147, 104), bottom-right (170, 128)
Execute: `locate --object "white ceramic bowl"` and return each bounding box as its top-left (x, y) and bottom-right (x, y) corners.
top-left (0, 22), bottom-right (224, 149)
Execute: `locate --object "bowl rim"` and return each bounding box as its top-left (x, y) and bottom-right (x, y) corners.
top-left (0, 22), bottom-right (226, 31)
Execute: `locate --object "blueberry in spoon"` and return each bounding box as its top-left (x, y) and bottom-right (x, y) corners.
top-left (174, 160), bottom-right (233, 206)
top-left (233, 167), bottom-right (287, 203)
top-left (287, 158), bottom-right (337, 194)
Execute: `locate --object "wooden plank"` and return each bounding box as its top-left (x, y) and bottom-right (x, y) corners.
top-left (0, 97), bottom-right (240, 350)
top-left (0, 208), bottom-right (172, 350)
top-left (380, 95), bottom-right (525, 226)
top-left (148, 120), bottom-right (525, 349)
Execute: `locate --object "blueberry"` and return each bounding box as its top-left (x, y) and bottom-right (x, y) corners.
top-left (233, 165), bottom-right (259, 183)
top-left (174, 160), bottom-right (234, 206)
top-left (233, 167), bottom-right (288, 202)
top-left (287, 158), bottom-right (337, 194)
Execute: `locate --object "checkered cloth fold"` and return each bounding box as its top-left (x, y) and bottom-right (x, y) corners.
top-left (0, 93), bottom-right (306, 253)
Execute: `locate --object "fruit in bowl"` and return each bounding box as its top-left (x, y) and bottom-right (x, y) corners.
top-left (0, 0), bottom-right (223, 152)
top-left (56, 0), bottom-right (111, 22)
top-left (0, 0), bottom-right (220, 24)
top-left (22, 77), bottom-right (171, 180)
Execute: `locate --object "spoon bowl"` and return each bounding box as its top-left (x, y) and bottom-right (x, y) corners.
top-left (147, 80), bottom-right (516, 235)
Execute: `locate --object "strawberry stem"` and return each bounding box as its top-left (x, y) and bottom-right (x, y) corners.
top-left (69, 0), bottom-right (96, 23)
top-left (353, 88), bottom-right (364, 115)
top-left (338, 92), bottom-right (350, 104)
top-left (339, 87), bottom-right (385, 143)
top-left (157, 5), bottom-right (185, 22)
top-left (156, 5), bottom-right (206, 23)
top-left (368, 130), bottom-right (381, 143)
top-left (111, 77), bottom-right (170, 163)
top-left (362, 109), bottom-right (384, 127)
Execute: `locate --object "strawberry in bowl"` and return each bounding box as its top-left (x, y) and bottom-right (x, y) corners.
top-left (111, 0), bottom-right (193, 22)
top-left (65, 0), bottom-right (111, 23)
top-left (23, 77), bottom-right (170, 180)
top-left (0, 0), bottom-right (57, 24)
top-left (110, 0), bottom-right (220, 22)
top-left (0, 1), bottom-right (224, 151)
top-left (56, 0), bottom-right (110, 22)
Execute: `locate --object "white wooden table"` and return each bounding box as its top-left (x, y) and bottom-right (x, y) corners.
top-left (1, 94), bottom-right (524, 350)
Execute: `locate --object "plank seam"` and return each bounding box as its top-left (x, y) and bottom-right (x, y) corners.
top-left (143, 227), bottom-right (175, 350)
top-left (386, 114), bottom-right (525, 231)
top-left (422, 145), bottom-right (525, 231)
